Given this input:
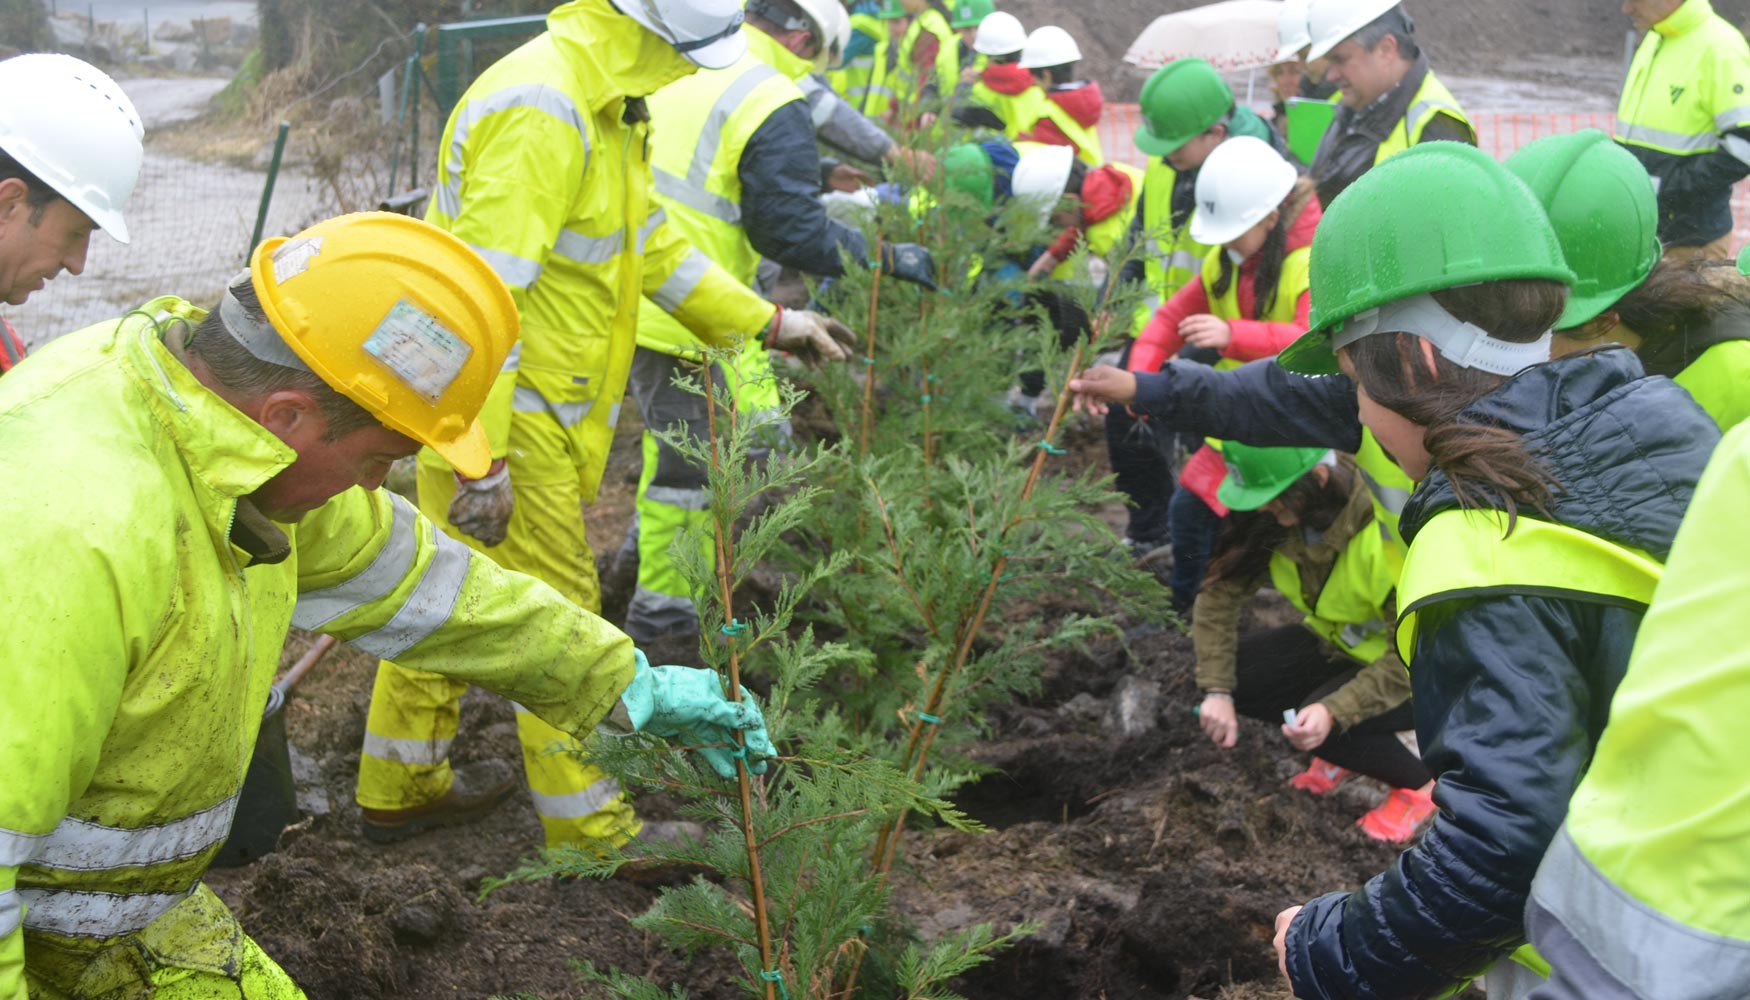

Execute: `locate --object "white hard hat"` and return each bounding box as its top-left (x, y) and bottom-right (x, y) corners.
top-left (1012, 144), bottom-right (1075, 224)
top-left (615, 0), bottom-right (749, 69)
top-left (974, 12), bottom-right (1026, 56)
top-left (778, 0), bottom-right (849, 69)
top-left (0, 54), bottom-right (142, 244)
top-left (1019, 25), bottom-right (1081, 69)
top-left (1306, 0), bottom-right (1404, 62)
top-left (1274, 0), bottom-right (1312, 63)
top-left (1188, 136), bottom-right (1297, 246)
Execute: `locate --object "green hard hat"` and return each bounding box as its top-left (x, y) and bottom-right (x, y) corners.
top-left (950, 0), bottom-right (995, 28)
top-left (944, 142), bottom-right (996, 208)
top-left (1504, 130), bottom-right (1659, 330)
top-left (1135, 59), bottom-right (1234, 157)
top-left (1278, 142), bottom-right (1577, 375)
top-left (875, 0), bottom-right (907, 19)
top-left (1216, 443), bottom-right (1328, 511)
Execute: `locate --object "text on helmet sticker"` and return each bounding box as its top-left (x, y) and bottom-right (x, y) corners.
top-left (363, 300), bottom-right (473, 402)
top-left (271, 236), bottom-right (324, 285)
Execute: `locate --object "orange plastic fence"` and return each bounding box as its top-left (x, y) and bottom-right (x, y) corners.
top-left (1097, 104), bottom-right (1750, 252)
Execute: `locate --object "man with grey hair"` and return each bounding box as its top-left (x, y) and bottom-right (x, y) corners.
top-left (1303, 0), bottom-right (1474, 207)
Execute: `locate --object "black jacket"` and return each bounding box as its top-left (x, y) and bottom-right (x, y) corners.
top-left (1130, 357), bottom-right (1363, 450)
top-left (1282, 348), bottom-right (1721, 999)
top-left (740, 100), bottom-right (868, 277)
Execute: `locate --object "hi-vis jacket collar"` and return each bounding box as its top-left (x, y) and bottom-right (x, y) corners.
top-left (1331, 292), bottom-right (1553, 376)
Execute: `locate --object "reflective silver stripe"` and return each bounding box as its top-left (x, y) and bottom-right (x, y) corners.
top-left (293, 496), bottom-right (419, 630)
top-left (361, 733), bottom-right (454, 767)
top-left (638, 208), bottom-right (667, 254)
top-left (607, 402), bottom-right (623, 428)
top-left (1530, 827), bottom-right (1750, 997)
top-left (651, 250), bottom-right (714, 312)
top-left (1165, 249), bottom-right (1201, 275)
top-left (0, 890), bottom-right (18, 938)
top-left (1716, 105), bottom-right (1750, 130)
top-left (440, 82), bottom-right (590, 223)
top-left (502, 342), bottom-right (522, 373)
top-left (512, 385), bottom-right (592, 428)
top-left (553, 227), bottom-right (625, 266)
top-left (33, 797), bottom-right (239, 872)
top-left (645, 485), bottom-right (712, 510)
top-left (0, 828), bottom-right (47, 867)
top-left (527, 778), bottom-right (621, 820)
top-left (1338, 619), bottom-right (1387, 649)
top-left (1615, 121), bottom-right (1718, 153)
top-left (347, 528), bottom-right (472, 660)
top-left (1357, 467), bottom-right (1411, 516)
top-left (628, 587), bottom-right (696, 615)
top-left (20, 886), bottom-right (193, 938)
top-left (653, 167), bottom-right (742, 224)
top-left (468, 242), bottom-right (543, 291)
top-left (1407, 99), bottom-right (1464, 130)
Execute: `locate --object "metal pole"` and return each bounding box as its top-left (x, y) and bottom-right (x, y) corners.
top-left (249, 122), bottom-right (292, 260)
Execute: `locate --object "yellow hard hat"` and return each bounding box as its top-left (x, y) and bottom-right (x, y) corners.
top-left (249, 212), bottom-right (518, 478)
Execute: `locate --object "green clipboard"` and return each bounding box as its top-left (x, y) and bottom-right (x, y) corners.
top-left (1286, 97), bottom-right (1339, 164)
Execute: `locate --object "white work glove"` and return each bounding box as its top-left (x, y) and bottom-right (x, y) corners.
top-left (447, 459), bottom-right (514, 547)
top-left (765, 306), bottom-right (858, 364)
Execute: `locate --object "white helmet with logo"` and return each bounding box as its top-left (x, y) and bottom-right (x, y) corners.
top-left (614, 0), bottom-right (749, 69)
top-left (974, 12), bottom-right (1026, 57)
top-left (1019, 25), bottom-right (1081, 70)
top-left (0, 54), bottom-right (143, 244)
top-left (1306, 0), bottom-right (1404, 62)
top-left (1188, 136), bottom-right (1297, 246)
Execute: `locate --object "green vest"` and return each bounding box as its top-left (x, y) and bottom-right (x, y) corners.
top-left (638, 27), bottom-right (803, 362)
top-left (1132, 158), bottom-right (1215, 334)
top-left (1267, 519), bottom-right (1396, 663)
top-left (896, 7), bottom-right (958, 104)
top-left (1373, 70), bottom-right (1475, 164)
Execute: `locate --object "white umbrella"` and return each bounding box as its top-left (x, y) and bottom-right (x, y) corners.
top-left (1124, 0), bottom-right (1287, 72)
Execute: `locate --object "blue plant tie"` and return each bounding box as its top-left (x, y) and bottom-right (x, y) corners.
top-left (862, 356), bottom-right (876, 365)
top-left (926, 373), bottom-right (939, 383)
top-left (728, 743), bottom-right (748, 760)
top-left (916, 712), bottom-right (941, 725)
top-left (760, 970), bottom-right (792, 1000)
top-left (1038, 440), bottom-right (1067, 455)
top-left (998, 573), bottom-right (1015, 583)
top-left (920, 394), bottom-right (933, 403)
top-left (721, 620), bottom-right (748, 636)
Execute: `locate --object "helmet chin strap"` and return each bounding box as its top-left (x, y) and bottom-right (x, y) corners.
top-left (1331, 292), bottom-right (1552, 377)
top-left (218, 275), bottom-right (311, 373)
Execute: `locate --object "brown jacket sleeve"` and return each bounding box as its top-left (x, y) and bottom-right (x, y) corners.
top-left (1316, 598), bottom-right (1412, 730)
top-left (1191, 574), bottom-right (1262, 692)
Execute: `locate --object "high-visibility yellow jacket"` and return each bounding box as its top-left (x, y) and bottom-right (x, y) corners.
top-left (895, 7), bottom-right (958, 105)
top-left (1675, 338), bottom-right (1750, 430)
top-left (1371, 69), bottom-right (1473, 163)
top-left (0, 303), bottom-right (636, 998)
top-left (1528, 419), bottom-right (1750, 997)
top-left (637, 27), bottom-right (809, 360)
top-left (422, 0), bottom-right (776, 500)
top-left (1130, 157), bottom-right (1214, 333)
top-left (828, 9), bottom-right (885, 109)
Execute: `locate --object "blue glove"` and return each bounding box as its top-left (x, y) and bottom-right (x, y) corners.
top-left (619, 651), bottom-right (776, 778)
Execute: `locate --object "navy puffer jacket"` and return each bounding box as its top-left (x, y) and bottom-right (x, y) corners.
top-left (1283, 347), bottom-right (1720, 999)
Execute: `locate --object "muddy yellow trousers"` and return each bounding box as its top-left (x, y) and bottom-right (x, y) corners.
top-left (27, 885), bottom-right (304, 999)
top-left (354, 461), bottom-right (637, 847)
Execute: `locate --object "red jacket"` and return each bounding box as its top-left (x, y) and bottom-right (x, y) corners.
top-left (980, 61), bottom-right (1034, 96)
top-left (1047, 165), bottom-right (1134, 259)
top-left (1128, 181), bottom-right (1321, 375)
top-left (0, 317), bottom-right (24, 374)
top-left (1020, 80), bottom-right (1103, 158)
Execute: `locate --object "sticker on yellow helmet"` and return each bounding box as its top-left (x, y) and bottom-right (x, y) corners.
top-left (363, 301), bottom-right (473, 402)
top-left (271, 236), bottom-right (324, 285)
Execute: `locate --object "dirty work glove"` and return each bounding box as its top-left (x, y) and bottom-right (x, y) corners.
top-left (619, 651), bottom-right (776, 778)
top-left (448, 459), bottom-right (513, 546)
top-left (881, 242), bottom-right (938, 290)
top-left (766, 306), bottom-right (858, 364)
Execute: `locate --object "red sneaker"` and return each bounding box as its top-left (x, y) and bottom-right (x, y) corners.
top-left (1287, 757), bottom-right (1352, 796)
top-left (1358, 786), bottom-right (1438, 843)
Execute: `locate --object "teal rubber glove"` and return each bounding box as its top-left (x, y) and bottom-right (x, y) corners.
top-left (619, 650), bottom-right (776, 778)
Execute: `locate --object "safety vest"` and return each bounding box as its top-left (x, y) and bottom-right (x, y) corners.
top-left (645, 28), bottom-right (806, 300)
top-left (1355, 428), bottom-right (1414, 565)
top-left (969, 78), bottom-right (1044, 139)
top-left (1195, 240), bottom-right (1311, 371)
top-left (1133, 158), bottom-right (1215, 334)
top-left (1268, 518), bottom-right (1397, 664)
top-left (1532, 420), bottom-right (1750, 994)
top-left (1617, 0), bottom-right (1750, 160)
top-left (424, 0), bottom-right (775, 500)
top-left (830, 10), bottom-right (892, 116)
top-left (1373, 69), bottom-right (1475, 163)
top-left (1084, 162), bottom-right (1145, 257)
top-left (0, 302), bottom-right (635, 994)
top-left (1035, 94), bottom-right (1106, 166)
top-left (896, 7), bottom-right (958, 105)
top-left (1675, 338), bottom-right (1750, 431)
top-left (1395, 509), bottom-right (1663, 665)
top-left (0, 317), bottom-right (23, 374)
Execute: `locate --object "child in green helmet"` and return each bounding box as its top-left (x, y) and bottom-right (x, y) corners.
top-left (1192, 442), bottom-right (1432, 842)
top-left (1269, 142), bottom-right (1719, 999)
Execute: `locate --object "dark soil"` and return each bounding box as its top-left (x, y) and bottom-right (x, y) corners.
top-left (1001, 0), bottom-right (1750, 102)
top-left (207, 412), bottom-right (1458, 1000)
